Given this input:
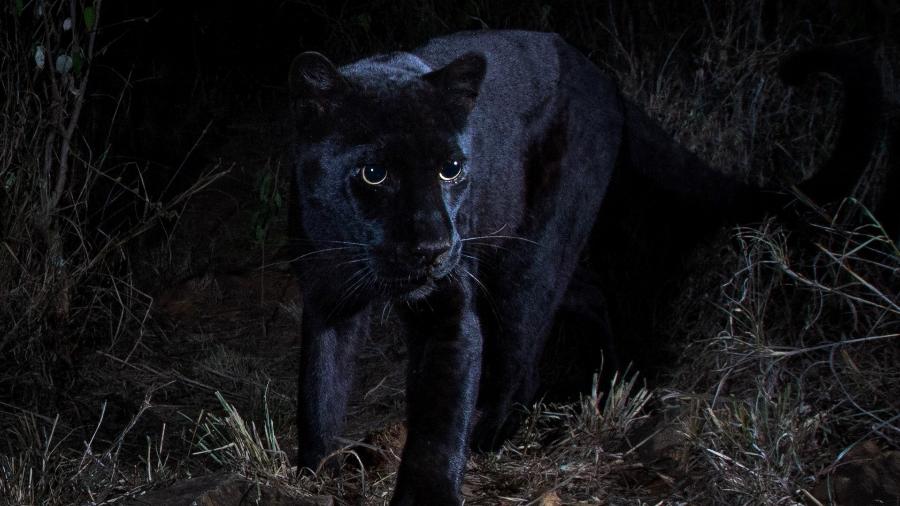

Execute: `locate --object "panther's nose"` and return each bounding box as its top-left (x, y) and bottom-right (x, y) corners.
top-left (414, 240), bottom-right (452, 269)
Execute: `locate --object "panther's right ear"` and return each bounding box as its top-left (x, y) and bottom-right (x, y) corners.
top-left (289, 52), bottom-right (346, 119)
top-left (423, 52), bottom-right (487, 123)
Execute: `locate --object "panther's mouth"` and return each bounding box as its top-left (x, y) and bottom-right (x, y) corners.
top-left (402, 278), bottom-right (439, 301)
top-left (378, 250), bottom-right (460, 300)
top-left (375, 273), bottom-right (437, 300)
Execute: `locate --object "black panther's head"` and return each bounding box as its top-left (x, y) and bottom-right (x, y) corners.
top-left (288, 50), bottom-right (486, 299)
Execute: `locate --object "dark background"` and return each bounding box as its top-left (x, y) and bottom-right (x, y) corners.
top-left (88, 0), bottom-right (896, 192)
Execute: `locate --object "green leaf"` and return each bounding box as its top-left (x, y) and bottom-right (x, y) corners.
top-left (83, 6), bottom-right (96, 30)
top-left (72, 49), bottom-right (83, 74)
top-left (354, 13), bottom-right (371, 31)
top-left (258, 173), bottom-right (272, 201)
top-left (15, 0), bottom-right (24, 16)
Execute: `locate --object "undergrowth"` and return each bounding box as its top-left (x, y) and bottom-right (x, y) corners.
top-left (667, 206), bottom-right (899, 504)
top-left (1, 1), bottom-right (223, 504)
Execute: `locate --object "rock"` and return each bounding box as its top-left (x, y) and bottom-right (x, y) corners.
top-left (812, 440), bottom-right (900, 505)
top-left (357, 421), bottom-right (407, 470)
top-left (536, 490), bottom-right (563, 506)
top-left (124, 473), bottom-right (332, 506)
top-left (636, 421), bottom-right (690, 474)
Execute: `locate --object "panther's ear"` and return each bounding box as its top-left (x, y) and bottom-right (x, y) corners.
top-left (423, 52), bottom-right (487, 120)
top-left (289, 52), bottom-right (346, 120)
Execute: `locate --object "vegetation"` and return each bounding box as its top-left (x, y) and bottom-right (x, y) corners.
top-left (1, 0), bottom-right (896, 504)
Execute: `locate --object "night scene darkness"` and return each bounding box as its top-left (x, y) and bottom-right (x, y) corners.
top-left (1, 1), bottom-right (898, 504)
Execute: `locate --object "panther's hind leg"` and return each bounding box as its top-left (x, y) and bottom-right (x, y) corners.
top-left (539, 268), bottom-right (620, 402)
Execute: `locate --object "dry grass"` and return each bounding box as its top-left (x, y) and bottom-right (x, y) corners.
top-left (1, 2), bottom-right (225, 503)
top-left (654, 206), bottom-right (899, 504)
top-left (193, 391), bottom-right (290, 478)
top-left (0, 388), bottom-right (166, 505)
top-left (465, 371), bottom-right (654, 504)
top-left (0, 0), bottom-right (225, 387)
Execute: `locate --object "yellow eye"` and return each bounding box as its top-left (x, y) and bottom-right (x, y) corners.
top-left (361, 164), bottom-right (387, 185)
top-left (439, 159), bottom-right (463, 181)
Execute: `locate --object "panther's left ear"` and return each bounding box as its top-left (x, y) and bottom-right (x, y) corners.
top-left (423, 52), bottom-right (487, 120)
top-left (289, 51), bottom-right (347, 125)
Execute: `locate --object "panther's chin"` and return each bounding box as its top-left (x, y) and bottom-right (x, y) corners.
top-left (402, 279), bottom-right (438, 301)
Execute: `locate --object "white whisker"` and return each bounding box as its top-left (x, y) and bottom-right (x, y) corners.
top-left (258, 246), bottom-right (362, 270)
top-left (380, 300), bottom-right (393, 324)
top-left (461, 234), bottom-right (540, 246)
top-left (460, 266), bottom-right (501, 324)
top-left (328, 267), bottom-right (373, 320)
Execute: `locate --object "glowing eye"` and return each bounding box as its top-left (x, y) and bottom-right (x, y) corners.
top-left (439, 159), bottom-right (463, 181)
top-left (361, 164), bottom-right (387, 185)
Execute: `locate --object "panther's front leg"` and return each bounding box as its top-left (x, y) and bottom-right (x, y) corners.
top-left (391, 282), bottom-right (482, 506)
top-left (296, 301), bottom-right (370, 471)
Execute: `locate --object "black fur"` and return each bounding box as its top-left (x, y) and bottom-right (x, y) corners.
top-left (287, 31), bottom-right (884, 504)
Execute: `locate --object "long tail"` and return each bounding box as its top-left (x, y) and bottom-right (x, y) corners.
top-left (779, 47), bottom-right (884, 204)
top-left (595, 47), bottom-right (888, 374)
top-left (618, 46), bottom-right (885, 218)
